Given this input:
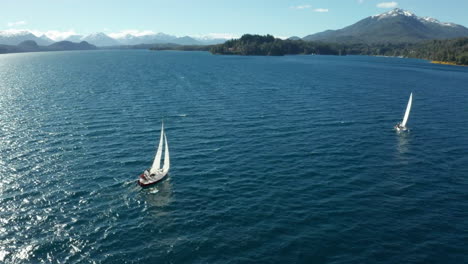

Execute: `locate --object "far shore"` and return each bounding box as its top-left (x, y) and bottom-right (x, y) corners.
top-left (431, 60), bottom-right (467, 67)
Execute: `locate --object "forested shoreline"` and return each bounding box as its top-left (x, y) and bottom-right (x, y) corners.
top-left (206, 34), bottom-right (468, 66)
top-left (2, 34), bottom-right (467, 66)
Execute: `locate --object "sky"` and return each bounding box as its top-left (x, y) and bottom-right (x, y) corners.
top-left (1, 0), bottom-right (468, 40)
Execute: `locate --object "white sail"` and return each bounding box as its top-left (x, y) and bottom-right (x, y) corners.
top-left (401, 92), bottom-right (413, 127)
top-left (150, 123), bottom-right (164, 174)
top-left (162, 133), bottom-right (170, 174)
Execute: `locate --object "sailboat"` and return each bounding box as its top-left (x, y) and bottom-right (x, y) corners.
top-left (138, 122), bottom-right (170, 187)
top-left (395, 92), bottom-right (413, 132)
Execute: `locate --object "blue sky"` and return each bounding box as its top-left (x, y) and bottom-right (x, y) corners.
top-left (1, 0), bottom-right (467, 39)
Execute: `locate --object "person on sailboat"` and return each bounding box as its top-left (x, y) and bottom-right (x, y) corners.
top-left (142, 169), bottom-right (151, 179)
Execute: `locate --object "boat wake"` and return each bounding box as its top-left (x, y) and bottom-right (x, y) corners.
top-left (149, 189), bottom-right (159, 194)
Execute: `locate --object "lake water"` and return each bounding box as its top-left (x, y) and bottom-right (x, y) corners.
top-left (0, 50), bottom-right (467, 263)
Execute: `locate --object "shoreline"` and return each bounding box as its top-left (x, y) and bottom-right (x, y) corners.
top-left (431, 60), bottom-right (466, 67)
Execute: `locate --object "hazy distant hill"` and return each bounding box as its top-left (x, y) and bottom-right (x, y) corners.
top-left (47, 41), bottom-right (97, 51)
top-left (17, 40), bottom-right (40, 51)
top-left (109, 34), bottom-right (204, 46)
top-left (74, 32), bottom-right (216, 46)
top-left (39, 35), bottom-right (54, 45)
top-left (303, 8), bottom-right (468, 43)
top-left (64, 35), bottom-right (84, 42)
top-left (116, 33), bottom-right (177, 45)
top-left (174, 36), bottom-right (201, 45)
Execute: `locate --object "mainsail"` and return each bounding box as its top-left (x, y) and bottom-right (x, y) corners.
top-left (162, 133), bottom-right (170, 174)
top-left (150, 123), bottom-right (165, 175)
top-left (401, 93), bottom-right (413, 127)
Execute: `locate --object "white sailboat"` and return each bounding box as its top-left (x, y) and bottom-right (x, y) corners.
top-left (395, 92), bottom-right (413, 132)
top-left (139, 122), bottom-right (170, 187)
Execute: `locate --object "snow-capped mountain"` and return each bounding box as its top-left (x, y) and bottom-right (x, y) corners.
top-left (0, 30), bottom-right (228, 46)
top-left (419, 17), bottom-right (457, 27)
top-left (80, 32), bottom-right (120, 47)
top-left (0, 30), bottom-right (53, 45)
top-left (372, 8), bottom-right (457, 27)
top-left (115, 34), bottom-right (140, 45)
top-left (192, 36), bottom-right (231, 45)
top-left (371, 8), bottom-right (416, 19)
top-left (64, 32), bottom-right (220, 46)
top-left (113, 33), bottom-right (206, 45)
top-left (114, 32), bottom-right (178, 45)
top-left (303, 8), bottom-right (468, 43)
top-left (151, 33), bottom-right (178, 42)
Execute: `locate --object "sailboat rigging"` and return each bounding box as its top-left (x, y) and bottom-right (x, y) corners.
top-left (139, 122), bottom-right (170, 187)
top-left (395, 92), bottom-right (413, 132)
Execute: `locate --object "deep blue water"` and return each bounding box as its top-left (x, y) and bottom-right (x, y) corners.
top-left (0, 50), bottom-right (467, 263)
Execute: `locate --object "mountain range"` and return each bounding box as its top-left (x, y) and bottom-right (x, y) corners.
top-left (0, 30), bottom-right (229, 47)
top-left (0, 31), bottom-right (54, 46)
top-left (303, 8), bottom-right (468, 43)
top-left (0, 40), bottom-right (96, 54)
top-left (1, 9), bottom-right (468, 47)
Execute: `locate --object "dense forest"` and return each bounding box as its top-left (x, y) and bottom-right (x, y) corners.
top-left (209, 34), bottom-right (343, 56)
top-left (207, 34), bottom-right (468, 65)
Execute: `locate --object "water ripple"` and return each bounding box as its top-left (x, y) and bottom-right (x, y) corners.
top-left (0, 51), bottom-right (467, 263)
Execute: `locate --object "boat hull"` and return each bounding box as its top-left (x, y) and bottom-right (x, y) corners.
top-left (395, 126), bottom-right (408, 132)
top-left (138, 173), bottom-right (168, 187)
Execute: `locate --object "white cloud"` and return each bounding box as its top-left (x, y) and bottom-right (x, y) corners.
top-left (0, 29), bottom-right (31, 36)
top-left (290, 5), bottom-right (312, 10)
top-left (314, 8), bottom-right (329, 12)
top-left (377, 2), bottom-right (398, 8)
top-left (290, 5), bottom-right (328, 12)
top-left (7, 21), bottom-right (27, 27)
top-left (358, 0), bottom-right (364, 4)
top-left (108, 29), bottom-right (156, 39)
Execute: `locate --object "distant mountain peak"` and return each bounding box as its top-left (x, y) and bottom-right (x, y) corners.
top-left (371, 8), bottom-right (457, 27)
top-left (87, 32), bottom-right (108, 37)
top-left (303, 8), bottom-right (468, 43)
top-left (0, 30), bottom-right (225, 47)
top-left (155, 32), bottom-right (172, 37)
top-left (0, 30), bottom-right (53, 45)
top-left (81, 32), bottom-right (120, 46)
top-left (372, 8), bottom-right (415, 19)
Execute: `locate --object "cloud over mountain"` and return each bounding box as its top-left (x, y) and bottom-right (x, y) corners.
top-left (377, 2), bottom-right (398, 8)
top-left (7, 21), bottom-right (27, 27)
